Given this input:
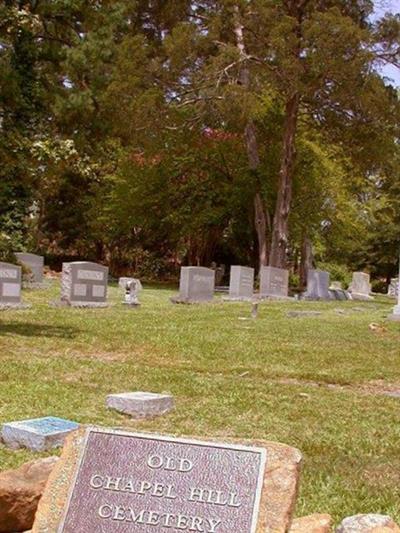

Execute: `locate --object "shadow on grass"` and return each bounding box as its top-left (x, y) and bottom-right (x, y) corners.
top-left (0, 322), bottom-right (79, 339)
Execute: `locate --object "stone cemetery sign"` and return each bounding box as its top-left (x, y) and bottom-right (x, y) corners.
top-left (61, 262), bottom-right (108, 307)
top-left (34, 428), bottom-right (303, 532)
top-left (2, 417), bottom-right (79, 452)
top-left (304, 270), bottom-right (331, 300)
top-left (172, 267), bottom-right (215, 303)
top-left (227, 266), bottom-right (254, 301)
top-left (15, 252), bottom-right (44, 284)
top-left (0, 262), bottom-right (22, 307)
top-left (259, 266), bottom-right (289, 299)
top-left (349, 272), bottom-right (373, 300)
top-left (35, 428), bottom-right (273, 533)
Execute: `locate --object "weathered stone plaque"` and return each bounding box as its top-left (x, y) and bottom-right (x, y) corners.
top-left (34, 429), bottom-right (302, 533)
top-left (171, 267), bottom-right (215, 303)
top-left (15, 252), bottom-right (44, 284)
top-left (56, 429), bottom-right (265, 532)
top-left (303, 270), bottom-right (331, 300)
top-left (349, 272), bottom-right (373, 300)
top-left (0, 262), bottom-right (22, 306)
top-left (61, 262), bottom-right (108, 307)
top-left (226, 266), bottom-right (254, 301)
top-left (259, 266), bottom-right (289, 299)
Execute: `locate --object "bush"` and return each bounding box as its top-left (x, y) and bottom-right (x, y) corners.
top-left (0, 233), bottom-right (17, 263)
top-left (317, 262), bottom-right (352, 287)
top-left (371, 279), bottom-right (387, 294)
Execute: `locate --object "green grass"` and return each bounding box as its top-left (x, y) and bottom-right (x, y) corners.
top-left (0, 282), bottom-right (399, 524)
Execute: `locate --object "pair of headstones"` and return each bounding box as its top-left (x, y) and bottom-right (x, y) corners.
top-left (227, 266), bottom-right (290, 300)
top-left (172, 265), bottom-right (290, 303)
top-left (303, 271), bottom-right (372, 301)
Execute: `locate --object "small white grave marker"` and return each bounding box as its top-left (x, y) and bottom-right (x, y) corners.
top-left (106, 391), bottom-right (174, 418)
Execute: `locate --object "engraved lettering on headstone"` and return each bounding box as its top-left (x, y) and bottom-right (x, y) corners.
top-left (77, 270), bottom-right (104, 281)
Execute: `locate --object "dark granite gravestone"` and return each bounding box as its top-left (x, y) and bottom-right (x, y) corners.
top-left (61, 262), bottom-right (108, 307)
top-left (226, 266), bottom-right (254, 301)
top-left (303, 270), bottom-right (331, 300)
top-left (15, 252), bottom-right (44, 284)
top-left (259, 266), bottom-right (289, 299)
top-left (171, 267), bottom-right (215, 303)
top-left (0, 262), bottom-right (23, 308)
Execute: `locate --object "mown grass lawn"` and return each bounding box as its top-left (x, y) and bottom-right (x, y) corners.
top-left (0, 281), bottom-right (399, 525)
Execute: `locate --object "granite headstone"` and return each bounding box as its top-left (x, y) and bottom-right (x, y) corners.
top-left (303, 270), bottom-right (331, 300)
top-left (388, 278), bottom-right (399, 298)
top-left (61, 262), bottom-right (108, 307)
top-left (15, 252), bottom-right (44, 284)
top-left (171, 267), bottom-right (215, 303)
top-left (259, 266), bottom-right (289, 299)
top-left (226, 266), bottom-right (254, 301)
top-left (0, 262), bottom-right (23, 308)
top-left (349, 272), bottom-right (373, 300)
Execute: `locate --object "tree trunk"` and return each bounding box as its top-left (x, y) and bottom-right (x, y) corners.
top-left (233, 6), bottom-right (268, 269)
top-left (300, 234), bottom-right (313, 289)
top-left (269, 92), bottom-right (300, 268)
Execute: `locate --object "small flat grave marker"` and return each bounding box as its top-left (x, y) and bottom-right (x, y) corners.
top-left (1, 416), bottom-right (79, 452)
top-left (106, 391), bottom-right (174, 418)
top-left (259, 266), bottom-right (289, 299)
top-left (61, 261), bottom-right (108, 307)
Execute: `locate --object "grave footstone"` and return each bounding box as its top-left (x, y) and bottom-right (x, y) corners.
top-left (1, 417), bottom-right (79, 452)
top-left (303, 270), bottom-right (331, 300)
top-left (224, 265), bottom-right (255, 301)
top-left (349, 272), bottom-right (373, 300)
top-left (106, 391), bottom-right (174, 418)
top-left (33, 427), bottom-right (302, 533)
top-left (259, 266), bottom-right (290, 299)
top-left (171, 266), bottom-right (215, 303)
top-left (15, 252), bottom-right (44, 286)
top-left (60, 261), bottom-right (108, 307)
top-left (0, 262), bottom-right (28, 309)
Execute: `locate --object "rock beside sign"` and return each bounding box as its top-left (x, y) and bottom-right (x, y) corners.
top-left (336, 514), bottom-right (400, 532)
top-left (289, 513), bottom-right (333, 532)
top-left (0, 456), bottom-right (58, 533)
top-left (33, 428), bottom-right (302, 533)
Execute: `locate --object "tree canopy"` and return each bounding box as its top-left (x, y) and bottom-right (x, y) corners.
top-left (0, 0), bottom-right (399, 284)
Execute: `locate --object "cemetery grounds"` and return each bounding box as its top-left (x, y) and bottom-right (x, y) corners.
top-left (0, 282), bottom-right (399, 525)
